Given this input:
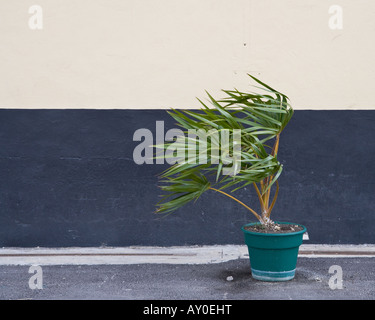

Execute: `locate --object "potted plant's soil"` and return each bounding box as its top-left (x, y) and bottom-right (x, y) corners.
top-left (242, 222), bottom-right (306, 281)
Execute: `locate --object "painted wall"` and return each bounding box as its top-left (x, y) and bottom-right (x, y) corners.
top-left (0, 109), bottom-right (374, 246)
top-left (0, 1), bottom-right (374, 246)
top-left (0, 0), bottom-right (374, 109)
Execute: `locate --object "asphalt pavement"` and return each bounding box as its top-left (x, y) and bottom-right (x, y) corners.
top-left (0, 257), bottom-right (374, 300)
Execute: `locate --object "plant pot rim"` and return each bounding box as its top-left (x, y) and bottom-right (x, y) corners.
top-left (241, 221), bottom-right (306, 237)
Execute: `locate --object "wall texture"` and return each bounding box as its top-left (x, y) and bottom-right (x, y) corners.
top-left (1, 1), bottom-right (373, 246)
top-left (0, 109), bottom-right (374, 247)
top-left (0, 0), bottom-right (374, 109)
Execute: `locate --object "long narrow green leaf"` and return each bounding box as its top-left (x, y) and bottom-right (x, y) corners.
top-left (156, 74), bottom-right (293, 218)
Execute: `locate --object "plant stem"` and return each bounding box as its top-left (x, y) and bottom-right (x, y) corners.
top-left (267, 180), bottom-right (279, 218)
top-left (253, 182), bottom-right (265, 213)
top-left (266, 134), bottom-right (281, 205)
top-left (209, 187), bottom-right (261, 221)
top-left (258, 134), bottom-right (281, 218)
top-left (272, 134), bottom-right (280, 156)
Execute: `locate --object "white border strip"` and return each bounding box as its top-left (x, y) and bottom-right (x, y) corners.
top-left (0, 244), bottom-right (374, 265)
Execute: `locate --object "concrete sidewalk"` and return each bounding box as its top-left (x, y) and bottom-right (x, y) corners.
top-left (1, 244), bottom-right (375, 265)
top-left (0, 249), bottom-right (374, 300)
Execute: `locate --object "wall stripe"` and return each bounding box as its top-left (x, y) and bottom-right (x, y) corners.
top-left (0, 109), bottom-right (374, 247)
top-left (1, 0), bottom-right (374, 110)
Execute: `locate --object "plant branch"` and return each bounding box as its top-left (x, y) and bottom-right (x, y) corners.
top-left (209, 187), bottom-right (261, 221)
top-left (252, 182), bottom-right (265, 213)
top-left (272, 134), bottom-right (280, 156)
top-left (267, 180), bottom-right (279, 217)
top-left (263, 134), bottom-right (281, 212)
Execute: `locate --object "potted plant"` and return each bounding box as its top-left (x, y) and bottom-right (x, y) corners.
top-left (156, 74), bottom-right (306, 281)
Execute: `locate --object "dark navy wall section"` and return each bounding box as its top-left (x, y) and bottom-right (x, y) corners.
top-left (0, 110), bottom-right (374, 246)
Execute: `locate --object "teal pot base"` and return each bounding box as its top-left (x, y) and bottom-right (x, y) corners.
top-left (251, 268), bottom-right (295, 282)
top-left (242, 222), bottom-right (306, 282)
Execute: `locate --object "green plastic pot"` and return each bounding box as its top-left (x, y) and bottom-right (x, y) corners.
top-left (242, 222), bottom-right (307, 281)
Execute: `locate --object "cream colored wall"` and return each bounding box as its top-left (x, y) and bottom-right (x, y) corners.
top-left (0, 0), bottom-right (374, 109)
